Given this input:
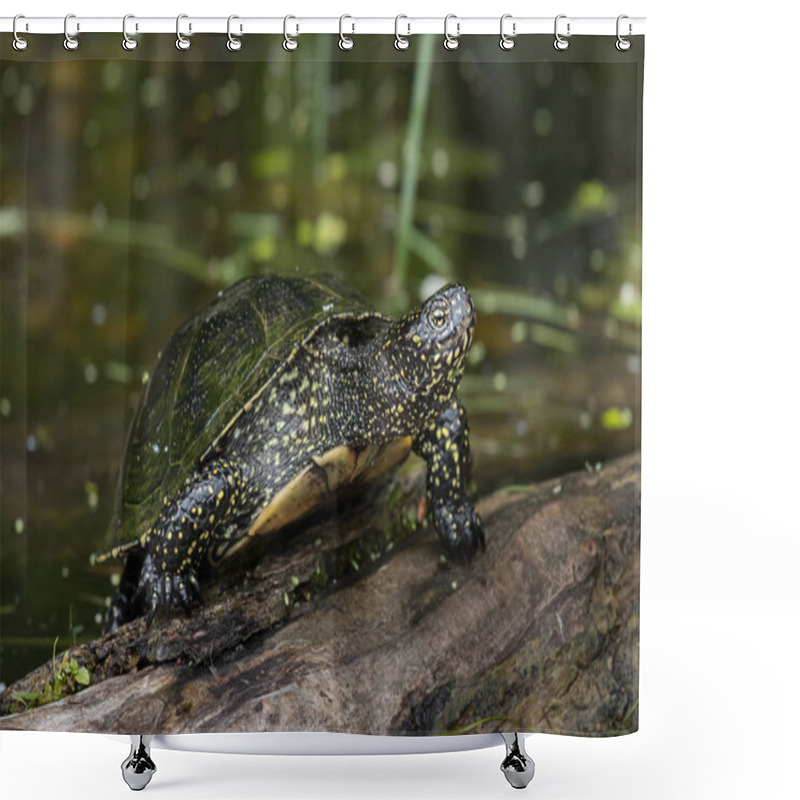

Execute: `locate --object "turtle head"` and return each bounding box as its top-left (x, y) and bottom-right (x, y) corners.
top-left (383, 283), bottom-right (476, 411)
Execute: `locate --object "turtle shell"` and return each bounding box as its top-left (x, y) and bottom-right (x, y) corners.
top-left (106, 273), bottom-right (382, 550)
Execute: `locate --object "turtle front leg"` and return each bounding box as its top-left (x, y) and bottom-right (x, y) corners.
top-left (413, 399), bottom-right (485, 558)
top-left (137, 457), bottom-right (245, 625)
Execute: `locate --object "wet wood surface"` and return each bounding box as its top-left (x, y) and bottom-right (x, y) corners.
top-left (0, 453), bottom-right (640, 735)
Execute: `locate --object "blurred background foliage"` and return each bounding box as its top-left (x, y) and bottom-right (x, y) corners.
top-left (0, 35), bottom-right (642, 684)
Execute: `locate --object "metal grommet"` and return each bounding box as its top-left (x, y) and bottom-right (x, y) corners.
top-left (227, 15), bottom-right (242, 51)
top-left (12, 14), bottom-right (29, 51)
top-left (122, 14), bottom-right (138, 51)
top-left (339, 14), bottom-right (354, 50)
top-left (64, 13), bottom-right (79, 51)
top-left (553, 14), bottom-right (570, 51)
top-left (394, 14), bottom-right (410, 51)
top-left (616, 15), bottom-right (632, 51)
top-left (443, 14), bottom-right (459, 51)
top-left (499, 14), bottom-right (515, 51)
top-left (283, 15), bottom-right (298, 51)
top-left (176, 13), bottom-right (191, 51)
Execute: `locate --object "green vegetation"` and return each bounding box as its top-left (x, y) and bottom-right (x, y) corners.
top-left (9, 639), bottom-right (90, 713)
top-left (0, 36), bottom-right (641, 686)
top-left (394, 33), bottom-right (436, 293)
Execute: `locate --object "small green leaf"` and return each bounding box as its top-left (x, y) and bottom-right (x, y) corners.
top-left (75, 667), bottom-right (91, 686)
top-left (601, 406), bottom-right (633, 431)
top-left (12, 691), bottom-right (41, 701)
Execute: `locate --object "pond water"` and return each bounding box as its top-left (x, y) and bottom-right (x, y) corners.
top-left (0, 35), bottom-right (641, 685)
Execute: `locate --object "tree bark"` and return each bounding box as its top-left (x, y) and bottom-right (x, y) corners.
top-left (0, 452), bottom-right (640, 736)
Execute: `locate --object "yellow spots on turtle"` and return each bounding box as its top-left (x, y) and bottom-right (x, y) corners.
top-left (288, 366), bottom-right (299, 381)
top-left (282, 402), bottom-right (293, 416)
top-left (209, 514), bottom-right (215, 524)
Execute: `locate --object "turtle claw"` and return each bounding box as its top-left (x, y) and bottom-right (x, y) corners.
top-left (175, 571), bottom-right (202, 613)
top-left (433, 501), bottom-right (485, 560)
top-left (139, 555), bottom-right (202, 626)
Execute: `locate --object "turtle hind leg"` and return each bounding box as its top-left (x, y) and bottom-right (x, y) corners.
top-left (413, 399), bottom-right (485, 559)
top-left (138, 457), bottom-right (246, 624)
top-left (104, 548), bottom-right (146, 633)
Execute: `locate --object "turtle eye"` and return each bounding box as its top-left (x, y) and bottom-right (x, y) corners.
top-left (429, 299), bottom-right (449, 329)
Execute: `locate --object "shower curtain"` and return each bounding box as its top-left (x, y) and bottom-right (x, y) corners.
top-left (0, 27), bottom-right (643, 738)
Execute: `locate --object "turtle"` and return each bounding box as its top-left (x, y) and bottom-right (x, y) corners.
top-left (95, 273), bottom-right (483, 630)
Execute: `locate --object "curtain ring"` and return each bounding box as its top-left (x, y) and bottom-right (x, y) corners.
top-left (122, 14), bottom-right (138, 51)
top-left (499, 14), bottom-right (515, 51)
top-left (443, 14), bottom-right (459, 51)
top-left (176, 14), bottom-right (191, 50)
top-left (12, 14), bottom-right (29, 51)
top-left (339, 14), bottom-right (354, 50)
top-left (283, 15), bottom-right (299, 51)
top-left (64, 13), bottom-right (79, 51)
top-left (616, 15), bottom-right (632, 51)
top-left (227, 15), bottom-right (242, 51)
top-left (553, 14), bottom-right (570, 51)
top-left (394, 15), bottom-right (410, 51)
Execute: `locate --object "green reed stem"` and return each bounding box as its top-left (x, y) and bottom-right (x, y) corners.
top-left (311, 34), bottom-right (333, 177)
top-left (394, 34), bottom-right (435, 290)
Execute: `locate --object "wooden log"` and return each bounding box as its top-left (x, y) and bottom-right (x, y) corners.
top-left (0, 453), bottom-right (640, 736)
